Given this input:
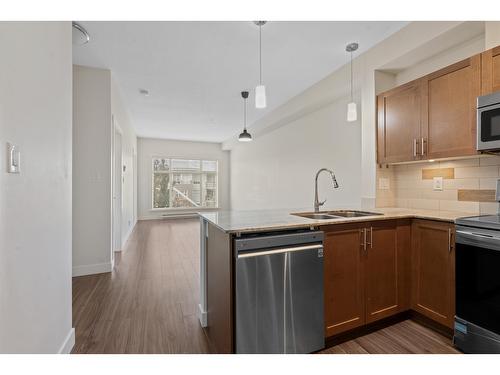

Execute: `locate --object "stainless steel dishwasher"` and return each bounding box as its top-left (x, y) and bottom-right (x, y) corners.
top-left (234, 230), bottom-right (324, 354)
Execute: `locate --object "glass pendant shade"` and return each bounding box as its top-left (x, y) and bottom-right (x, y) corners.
top-left (238, 129), bottom-right (252, 142)
top-left (255, 85), bottom-right (267, 109)
top-left (347, 101), bottom-right (357, 122)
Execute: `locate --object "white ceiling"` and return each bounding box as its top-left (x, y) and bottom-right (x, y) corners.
top-left (73, 21), bottom-right (408, 143)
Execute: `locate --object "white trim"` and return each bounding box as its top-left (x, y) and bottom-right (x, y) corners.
top-left (199, 217), bottom-right (208, 328)
top-left (58, 328), bottom-right (75, 354)
top-left (198, 304), bottom-right (207, 328)
top-left (118, 219), bottom-right (137, 252)
top-left (72, 262), bottom-right (113, 277)
top-left (139, 213), bottom-right (199, 221)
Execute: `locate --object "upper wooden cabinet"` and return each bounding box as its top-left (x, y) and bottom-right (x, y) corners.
top-left (377, 81), bottom-right (422, 163)
top-left (481, 45), bottom-right (500, 95)
top-left (421, 55), bottom-right (481, 159)
top-left (411, 220), bottom-right (455, 329)
top-left (376, 54), bottom-right (482, 163)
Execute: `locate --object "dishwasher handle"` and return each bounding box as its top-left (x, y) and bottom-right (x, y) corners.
top-left (237, 244), bottom-right (323, 259)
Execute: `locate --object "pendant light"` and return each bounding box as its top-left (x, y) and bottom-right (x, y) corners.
top-left (346, 42), bottom-right (359, 122)
top-left (238, 91), bottom-right (252, 142)
top-left (254, 21), bottom-right (267, 109)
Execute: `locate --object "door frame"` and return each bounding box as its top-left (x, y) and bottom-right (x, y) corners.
top-left (111, 115), bottom-right (123, 261)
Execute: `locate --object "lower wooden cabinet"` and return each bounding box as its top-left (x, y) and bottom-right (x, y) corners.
top-left (411, 220), bottom-right (455, 328)
top-left (323, 223), bottom-right (366, 336)
top-left (323, 220), bottom-right (411, 337)
top-left (365, 221), bottom-right (400, 323)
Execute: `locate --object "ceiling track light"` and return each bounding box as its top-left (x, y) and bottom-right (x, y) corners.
top-left (238, 91), bottom-right (252, 142)
top-left (254, 21), bottom-right (267, 109)
top-left (346, 42), bottom-right (359, 123)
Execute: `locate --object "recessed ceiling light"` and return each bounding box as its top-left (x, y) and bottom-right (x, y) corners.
top-left (72, 22), bottom-right (90, 46)
top-left (139, 89), bottom-right (150, 96)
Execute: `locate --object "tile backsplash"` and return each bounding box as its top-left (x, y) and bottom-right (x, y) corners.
top-left (375, 156), bottom-right (500, 214)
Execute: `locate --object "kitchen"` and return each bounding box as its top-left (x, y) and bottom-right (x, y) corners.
top-left (1, 3), bottom-right (500, 373)
top-left (199, 31), bottom-right (500, 354)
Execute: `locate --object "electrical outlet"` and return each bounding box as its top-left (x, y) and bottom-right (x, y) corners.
top-left (378, 177), bottom-right (390, 190)
top-left (433, 177), bottom-right (443, 191)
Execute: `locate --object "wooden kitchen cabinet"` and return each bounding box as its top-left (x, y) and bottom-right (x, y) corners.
top-left (376, 54), bottom-right (481, 163)
top-left (323, 220), bottom-right (410, 336)
top-left (377, 80), bottom-right (422, 164)
top-left (420, 55), bottom-right (480, 159)
top-left (364, 220), bottom-right (400, 323)
top-left (323, 223), bottom-right (366, 337)
top-left (411, 220), bottom-right (455, 329)
top-left (481, 45), bottom-right (500, 95)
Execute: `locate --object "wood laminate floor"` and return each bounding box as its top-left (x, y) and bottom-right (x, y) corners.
top-left (72, 219), bottom-right (459, 354)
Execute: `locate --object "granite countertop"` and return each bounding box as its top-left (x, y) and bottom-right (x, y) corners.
top-left (198, 207), bottom-right (475, 234)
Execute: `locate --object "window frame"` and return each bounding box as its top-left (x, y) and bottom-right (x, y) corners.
top-left (150, 155), bottom-right (219, 211)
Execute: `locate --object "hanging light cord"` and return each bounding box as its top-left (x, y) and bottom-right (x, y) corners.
top-left (350, 50), bottom-right (353, 102)
top-left (243, 96), bottom-right (247, 130)
top-left (259, 24), bottom-right (262, 85)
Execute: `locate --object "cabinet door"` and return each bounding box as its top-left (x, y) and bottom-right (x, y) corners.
top-left (323, 224), bottom-right (365, 336)
top-left (377, 81), bottom-right (422, 164)
top-left (421, 55), bottom-right (480, 159)
top-left (364, 220), bottom-right (399, 323)
top-left (411, 220), bottom-right (455, 328)
top-left (481, 46), bottom-right (500, 95)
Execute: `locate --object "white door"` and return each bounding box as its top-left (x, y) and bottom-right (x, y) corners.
top-left (113, 128), bottom-right (122, 254)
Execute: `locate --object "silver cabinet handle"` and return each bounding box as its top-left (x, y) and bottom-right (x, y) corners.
top-left (370, 227), bottom-right (373, 248)
top-left (413, 138), bottom-right (417, 157)
top-left (360, 229), bottom-right (365, 252)
top-left (365, 227), bottom-right (373, 249)
top-left (448, 228), bottom-right (452, 253)
top-left (363, 228), bottom-right (367, 252)
top-left (421, 137), bottom-right (426, 156)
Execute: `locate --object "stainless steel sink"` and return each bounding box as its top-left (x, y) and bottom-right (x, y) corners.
top-left (292, 213), bottom-right (341, 220)
top-left (292, 210), bottom-right (383, 220)
top-left (325, 210), bottom-right (383, 218)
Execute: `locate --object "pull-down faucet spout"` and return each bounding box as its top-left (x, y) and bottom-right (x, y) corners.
top-left (314, 168), bottom-right (339, 212)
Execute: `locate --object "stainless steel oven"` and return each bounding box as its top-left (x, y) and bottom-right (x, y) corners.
top-left (454, 217), bottom-right (500, 353)
top-left (477, 91), bottom-right (500, 151)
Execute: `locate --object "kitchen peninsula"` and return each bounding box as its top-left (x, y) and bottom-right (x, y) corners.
top-left (198, 207), bottom-right (470, 354)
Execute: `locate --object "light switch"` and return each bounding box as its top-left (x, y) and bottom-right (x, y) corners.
top-left (433, 177), bottom-right (443, 191)
top-left (378, 177), bottom-right (390, 190)
top-left (6, 142), bottom-right (20, 173)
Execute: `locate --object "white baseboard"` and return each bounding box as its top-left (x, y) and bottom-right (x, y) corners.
top-left (198, 304), bottom-right (207, 328)
top-left (72, 262), bottom-right (113, 277)
top-left (58, 327), bottom-right (75, 354)
top-left (120, 219), bottom-right (137, 250)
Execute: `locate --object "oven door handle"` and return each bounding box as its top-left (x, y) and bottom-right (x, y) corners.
top-left (456, 229), bottom-right (500, 252)
top-left (456, 230), bottom-right (498, 239)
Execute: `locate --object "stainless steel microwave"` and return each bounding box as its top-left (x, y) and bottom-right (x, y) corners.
top-left (478, 91), bottom-right (500, 151)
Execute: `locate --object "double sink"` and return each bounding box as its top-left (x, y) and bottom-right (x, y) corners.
top-left (292, 210), bottom-right (383, 220)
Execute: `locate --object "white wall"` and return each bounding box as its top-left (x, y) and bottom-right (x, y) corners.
top-left (73, 65), bottom-right (113, 276)
top-left (73, 66), bottom-right (137, 276)
top-left (0, 22), bottom-right (74, 353)
top-left (226, 22), bottom-right (488, 210)
top-left (111, 77), bottom-right (138, 246)
top-left (230, 96), bottom-right (361, 211)
top-left (137, 138), bottom-right (230, 219)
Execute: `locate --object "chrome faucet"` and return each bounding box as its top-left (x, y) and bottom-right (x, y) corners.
top-left (314, 168), bottom-right (339, 212)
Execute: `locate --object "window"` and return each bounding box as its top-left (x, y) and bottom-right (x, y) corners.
top-left (152, 157), bottom-right (218, 209)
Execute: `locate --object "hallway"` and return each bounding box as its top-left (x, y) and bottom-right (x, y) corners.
top-left (72, 218), bottom-right (210, 353)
